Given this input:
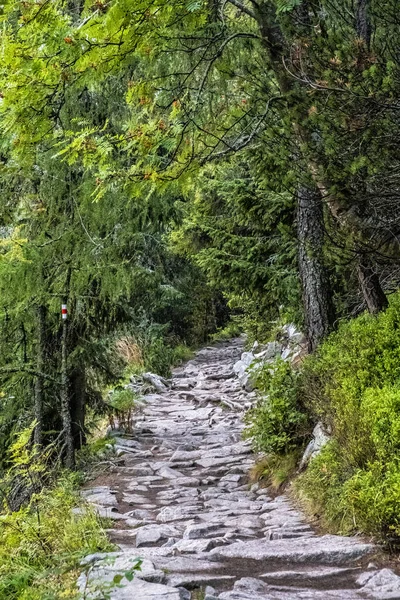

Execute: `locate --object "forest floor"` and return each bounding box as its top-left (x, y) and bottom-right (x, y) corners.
top-left (79, 339), bottom-right (400, 599)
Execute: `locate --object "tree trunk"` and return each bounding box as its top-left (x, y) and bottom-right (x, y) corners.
top-left (356, 0), bottom-right (371, 47)
top-left (70, 366), bottom-right (87, 450)
top-left (357, 254), bottom-right (388, 313)
top-left (61, 316), bottom-right (75, 469)
top-left (297, 185), bottom-right (335, 352)
top-left (34, 305), bottom-right (46, 447)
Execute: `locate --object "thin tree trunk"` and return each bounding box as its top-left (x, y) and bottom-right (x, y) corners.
top-left (34, 305), bottom-right (46, 447)
top-left (356, 0), bottom-right (371, 47)
top-left (357, 254), bottom-right (388, 313)
top-left (70, 366), bottom-right (87, 450)
top-left (61, 316), bottom-right (75, 468)
top-left (297, 185), bottom-right (334, 352)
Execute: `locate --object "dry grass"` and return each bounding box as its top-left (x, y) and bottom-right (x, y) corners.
top-left (115, 336), bottom-right (144, 366)
top-left (249, 451), bottom-right (300, 492)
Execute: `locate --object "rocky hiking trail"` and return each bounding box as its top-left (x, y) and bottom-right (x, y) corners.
top-left (81, 339), bottom-right (400, 599)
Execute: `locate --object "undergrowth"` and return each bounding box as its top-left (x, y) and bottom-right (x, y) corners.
top-left (0, 426), bottom-right (116, 599)
top-left (296, 294), bottom-right (400, 543)
top-left (250, 451), bottom-right (300, 492)
top-left (244, 359), bottom-right (310, 455)
top-left (245, 293), bottom-right (400, 543)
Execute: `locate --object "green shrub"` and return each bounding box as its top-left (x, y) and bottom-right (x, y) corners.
top-left (0, 473), bottom-right (113, 599)
top-left (170, 344), bottom-right (194, 366)
top-left (296, 292), bottom-right (400, 541)
top-left (301, 296), bottom-right (400, 464)
top-left (244, 359), bottom-right (310, 454)
top-left (108, 387), bottom-right (137, 413)
top-left (0, 427), bottom-right (114, 599)
top-left (210, 320), bottom-right (243, 342)
top-left (296, 438), bottom-right (400, 540)
top-left (295, 441), bottom-right (356, 534)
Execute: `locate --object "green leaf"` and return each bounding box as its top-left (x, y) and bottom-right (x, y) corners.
top-left (276, 0), bottom-right (302, 13)
top-left (186, 0), bottom-right (202, 11)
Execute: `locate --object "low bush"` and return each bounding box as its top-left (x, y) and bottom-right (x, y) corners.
top-left (296, 292), bottom-right (400, 542)
top-left (0, 427), bottom-right (115, 599)
top-left (210, 320), bottom-right (243, 342)
top-left (0, 473), bottom-right (113, 599)
top-left (244, 359), bottom-right (311, 455)
top-left (116, 325), bottom-right (194, 379)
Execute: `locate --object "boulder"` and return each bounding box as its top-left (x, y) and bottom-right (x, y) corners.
top-left (357, 568), bottom-right (400, 598)
top-left (300, 422), bottom-right (331, 470)
top-left (142, 372), bottom-right (169, 393)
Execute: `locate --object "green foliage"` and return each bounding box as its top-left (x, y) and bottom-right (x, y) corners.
top-left (76, 434), bottom-right (116, 470)
top-left (170, 344), bottom-right (195, 366)
top-left (301, 293), bottom-right (400, 465)
top-left (0, 430), bottom-right (113, 600)
top-left (244, 360), bottom-right (310, 455)
top-left (107, 388), bottom-right (137, 413)
top-left (296, 438), bottom-right (400, 541)
top-left (297, 294), bottom-right (400, 541)
top-left (210, 320), bottom-right (243, 342)
top-left (276, 0), bottom-right (302, 14)
top-left (172, 158), bottom-right (301, 339)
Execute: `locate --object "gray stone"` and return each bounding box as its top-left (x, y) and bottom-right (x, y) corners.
top-left (357, 568), bottom-right (400, 598)
top-left (300, 421), bottom-right (331, 470)
top-left (142, 372), bottom-right (169, 393)
top-left (82, 486), bottom-right (118, 507)
top-left (122, 493), bottom-right (147, 504)
top-left (173, 538), bottom-right (215, 553)
top-left (169, 449), bottom-right (202, 462)
top-left (254, 341), bottom-right (283, 361)
top-left (157, 465), bottom-right (186, 479)
top-left (183, 522), bottom-right (221, 539)
top-left (157, 505), bottom-right (200, 523)
top-left (210, 535), bottom-right (373, 564)
top-left (135, 524), bottom-right (181, 547)
top-left (108, 579), bottom-right (189, 600)
top-left (205, 585), bottom-right (220, 600)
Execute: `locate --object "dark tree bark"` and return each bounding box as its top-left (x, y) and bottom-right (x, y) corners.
top-left (297, 185), bottom-right (335, 352)
top-left (357, 254), bottom-right (388, 313)
top-left (70, 366), bottom-right (87, 450)
top-left (356, 0), bottom-right (371, 47)
top-left (61, 316), bottom-right (75, 468)
top-left (34, 305), bottom-right (46, 447)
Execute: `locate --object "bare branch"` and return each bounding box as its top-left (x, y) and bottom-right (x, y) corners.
top-left (203, 94), bottom-right (284, 161)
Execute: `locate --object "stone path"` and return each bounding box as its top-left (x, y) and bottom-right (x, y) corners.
top-left (81, 339), bottom-right (400, 599)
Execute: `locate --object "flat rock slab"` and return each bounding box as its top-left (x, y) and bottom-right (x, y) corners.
top-left (210, 535), bottom-right (374, 565)
top-left (82, 486), bottom-right (118, 507)
top-left (218, 578), bottom-right (360, 599)
top-left (135, 524), bottom-right (181, 547)
top-left (107, 579), bottom-right (189, 600)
